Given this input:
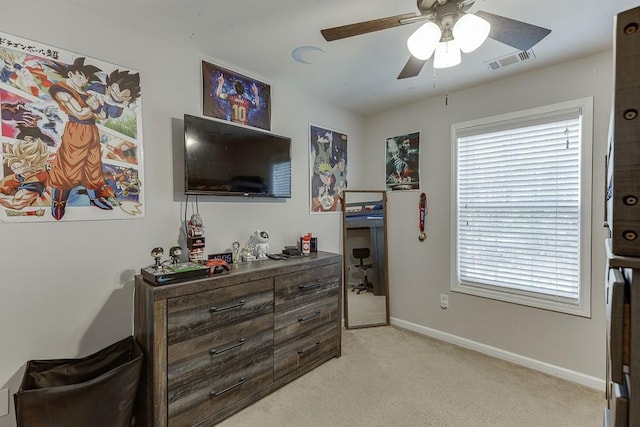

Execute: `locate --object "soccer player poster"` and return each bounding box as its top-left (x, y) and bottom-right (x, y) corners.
top-left (202, 61), bottom-right (271, 131)
top-left (385, 131), bottom-right (420, 191)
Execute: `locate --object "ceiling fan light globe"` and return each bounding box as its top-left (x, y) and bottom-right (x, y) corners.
top-left (407, 21), bottom-right (441, 60)
top-left (433, 40), bottom-right (461, 68)
top-left (452, 13), bottom-right (491, 53)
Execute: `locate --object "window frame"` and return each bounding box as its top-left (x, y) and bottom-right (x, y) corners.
top-left (450, 98), bottom-right (593, 317)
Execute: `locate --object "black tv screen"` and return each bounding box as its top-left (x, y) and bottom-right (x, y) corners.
top-left (184, 114), bottom-right (291, 198)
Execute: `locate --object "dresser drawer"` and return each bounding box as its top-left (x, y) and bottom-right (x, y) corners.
top-left (609, 378), bottom-right (629, 427)
top-left (168, 349), bottom-right (273, 427)
top-left (167, 278), bottom-right (273, 345)
top-left (274, 322), bottom-right (338, 381)
top-left (167, 313), bottom-right (273, 391)
top-left (275, 263), bottom-right (341, 311)
top-left (274, 296), bottom-right (339, 345)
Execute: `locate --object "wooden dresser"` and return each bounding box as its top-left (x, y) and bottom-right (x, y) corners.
top-left (134, 251), bottom-right (342, 427)
top-left (603, 7), bottom-right (640, 426)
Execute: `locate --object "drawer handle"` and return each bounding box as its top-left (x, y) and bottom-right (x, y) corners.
top-left (210, 338), bottom-right (246, 355)
top-left (210, 377), bottom-right (245, 397)
top-left (298, 311), bottom-right (321, 323)
top-left (210, 299), bottom-right (246, 313)
top-left (298, 341), bottom-right (320, 356)
top-left (298, 280), bottom-right (323, 290)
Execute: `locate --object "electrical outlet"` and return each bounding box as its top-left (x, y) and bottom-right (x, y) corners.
top-left (440, 294), bottom-right (449, 309)
top-left (0, 388), bottom-right (8, 417)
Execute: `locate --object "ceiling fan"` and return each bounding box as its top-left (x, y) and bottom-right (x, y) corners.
top-left (320, 0), bottom-right (551, 79)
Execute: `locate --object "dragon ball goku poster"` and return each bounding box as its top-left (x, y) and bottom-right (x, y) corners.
top-left (0, 31), bottom-right (144, 222)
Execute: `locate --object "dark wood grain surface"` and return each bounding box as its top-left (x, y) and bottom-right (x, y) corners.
top-left (134, 251), bottom-right (342, 426)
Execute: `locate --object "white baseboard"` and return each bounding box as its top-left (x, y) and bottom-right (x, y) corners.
top-left (390, 317), bottom-right (605, 391)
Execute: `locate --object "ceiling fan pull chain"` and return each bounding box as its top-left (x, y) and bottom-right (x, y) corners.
top-left (432, 68), bottom-right (437, 89)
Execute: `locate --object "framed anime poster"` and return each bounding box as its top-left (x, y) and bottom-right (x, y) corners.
top-left (0, 31), bottom-right (144, 223)
top-left (202, 61), bottom-right (271, 131)
top-left (309, 123), bottom-right (347, 213)
top-left (385, 131), bottom-right (420, 191)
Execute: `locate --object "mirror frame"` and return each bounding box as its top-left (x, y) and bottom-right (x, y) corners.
top-left (342, 190), bottom-right (390, 329)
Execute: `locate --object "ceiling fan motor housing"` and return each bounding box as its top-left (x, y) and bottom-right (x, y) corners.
top-left (418, 0), bottom-right (475, 36)
top-left (437, 3), bottom-right (461, 37)
top-left (417, 0), bottom-right (475, 15)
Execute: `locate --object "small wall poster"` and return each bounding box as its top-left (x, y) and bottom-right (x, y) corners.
top-left (309, 124), bottom-right (347, 213)
top-left (202, 61), bottom-right (271, 131)
top-left (386, 131), bottom-right (420, 191)
top-left (0, 31), bottom-right (144, 223)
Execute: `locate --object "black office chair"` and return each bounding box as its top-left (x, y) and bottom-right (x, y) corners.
top-left (352, 248), bottom-right (374, 294)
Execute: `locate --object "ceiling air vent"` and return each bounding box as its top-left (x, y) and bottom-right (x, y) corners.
top-left (485, 49), bottom-right (536, 71)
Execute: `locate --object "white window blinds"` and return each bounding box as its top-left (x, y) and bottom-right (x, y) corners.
top-left (455, 106), bottom-right (585, 309)
top-left (272, 162), bottom-right (291, 197)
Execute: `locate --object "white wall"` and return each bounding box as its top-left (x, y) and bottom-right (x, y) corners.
top-left (0, 3), bottom-right (364, 424)
top-left (365, 51), bottom-right (612, 386)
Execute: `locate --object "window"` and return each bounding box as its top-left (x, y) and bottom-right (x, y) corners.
top-left (451, 98), bottom-right (593, 316)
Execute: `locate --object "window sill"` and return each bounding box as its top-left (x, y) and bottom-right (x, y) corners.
top-left (451, 281), bottom-right (591, 318)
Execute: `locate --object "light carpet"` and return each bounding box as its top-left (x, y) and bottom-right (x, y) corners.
top-left (218, 325), bottom-right (604, 427)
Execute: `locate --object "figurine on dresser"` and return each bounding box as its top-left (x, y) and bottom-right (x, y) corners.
top-left (252, 230), bottom-right (270, 259)
top-left (231, 241), bottom-right (241, 263)
top-left (151, 247), bottom-right (164, 269)
top-left (187, 213), bottom-right (204, 238)
top-left (242, 230), bottom-right (269, 261)
top-left (187, 213), bottom-right (206, 263)
top-left (241, 241), bottom-right (256, 262)
top-left (169, 246), bottom-right (182, 265)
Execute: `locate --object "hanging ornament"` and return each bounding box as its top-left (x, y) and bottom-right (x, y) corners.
top-left (419, 192), bottom-right (428, 241)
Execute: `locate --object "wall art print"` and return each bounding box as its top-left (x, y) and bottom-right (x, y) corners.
top-left (309, 123), bottom-right (347, 213)
top-left (0, 32), bottom-right (144, 223)
top-left (385, 131), bottom-right (420, 191)
top-left (202, 61), bottom-right (271, 131)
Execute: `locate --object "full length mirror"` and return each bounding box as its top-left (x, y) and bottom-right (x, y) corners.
top-left (342, 190), bottom-right (389, 328)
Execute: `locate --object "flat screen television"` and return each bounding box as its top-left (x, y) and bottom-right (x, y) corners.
top-left (184, 114), bottom-right (292, 198)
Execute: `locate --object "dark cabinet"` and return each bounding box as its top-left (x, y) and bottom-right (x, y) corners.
top-left (134, 252), bottom-right (342, 426)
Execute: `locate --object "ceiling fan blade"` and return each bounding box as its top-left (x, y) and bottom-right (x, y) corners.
top-left (475, 10), bottom-right (551, 51)
top-left (398, 56), bottom-right (427, 79)
top-left (321, 13), bottom-right (420, 41)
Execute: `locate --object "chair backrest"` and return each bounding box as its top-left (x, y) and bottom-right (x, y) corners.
top-left (352, 247), bottom-right (370, 262)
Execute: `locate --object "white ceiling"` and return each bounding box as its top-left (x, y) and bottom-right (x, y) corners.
top-left (68, 0), bottom-right (640, 115)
